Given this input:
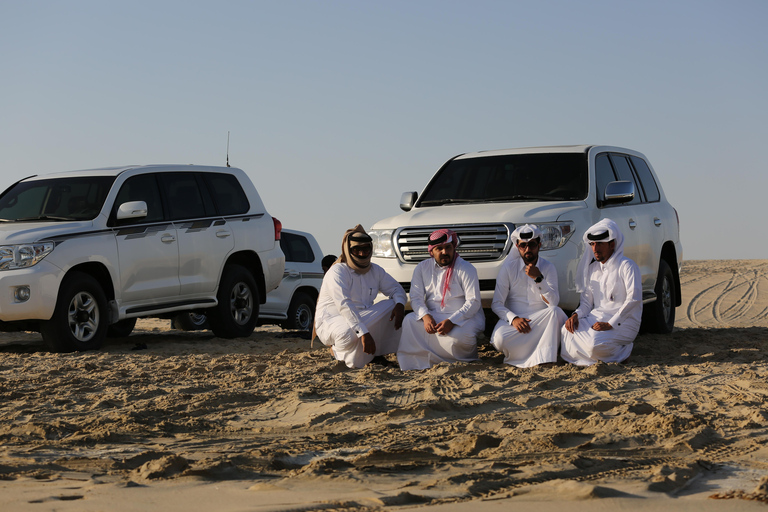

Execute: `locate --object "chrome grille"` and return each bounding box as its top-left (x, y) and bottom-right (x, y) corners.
top-left (396, 224), bottom-right (512, 263)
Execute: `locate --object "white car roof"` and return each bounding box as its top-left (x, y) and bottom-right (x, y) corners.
top-left (454, 145), bottom-right (641, 160)
top-left (22, 164), bottom-right (240, 182)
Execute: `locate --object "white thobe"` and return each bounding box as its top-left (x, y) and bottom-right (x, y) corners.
top-left (315, 262), bottom-right (407, 368)
top-left (397, 256), bottom-right (485, 370)
top-left (490, 256), bottom-right (567, 367)
top-left (560, 256), bottom-right (642, 365)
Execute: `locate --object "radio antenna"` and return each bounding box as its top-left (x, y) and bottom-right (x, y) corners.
top-left (226, 131), bottom-right (231, 167)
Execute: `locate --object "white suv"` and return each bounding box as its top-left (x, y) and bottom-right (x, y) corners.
top-left (259, 229), bottom-right (324, 330)
top-left (172, 228), bottom-right (324, 332)
top-left (369, 145), bottom-right (682, 333)
top-left (0, 164), bottom-right (285, 351)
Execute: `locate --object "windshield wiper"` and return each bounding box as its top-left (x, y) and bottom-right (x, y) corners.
top-left (484, 195), bottom-right (554, 202)
top-left (419, 198), bottom-right (478, 206)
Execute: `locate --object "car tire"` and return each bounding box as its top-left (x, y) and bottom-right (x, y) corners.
top-left (282, 292), bottom-right (315, 331)
top-left (642, 259), bottom-right (676, 334)
top-left (208, 264), bottom-right (260, 338)
top-left (171, 312), bottom-right (210, 331)
top-left (41, 271), bottom-right (108, 352)
top-left (107, 318), bottom-right (137, 338)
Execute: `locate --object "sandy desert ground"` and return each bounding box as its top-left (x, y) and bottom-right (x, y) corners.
top-left (1, 260), bottom-right (768, 511)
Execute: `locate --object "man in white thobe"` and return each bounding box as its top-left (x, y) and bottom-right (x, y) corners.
top-left (491, 224), bottom-right (567, 367)
top-left (397, 229), bottom-right (485, 370)
top-left (561, 218), bottom-right (642, 365)
top-left (314, 225), bottom-right (406, 369)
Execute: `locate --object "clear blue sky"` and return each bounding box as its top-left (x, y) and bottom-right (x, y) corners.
top-left (1, 0), bottom-right (766, 260)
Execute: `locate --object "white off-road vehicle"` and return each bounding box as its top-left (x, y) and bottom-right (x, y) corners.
top-left (172, 228), bottom-right (324, 332)
top-left (0, 164), bottom-right (285, 351)
top-left (369, 145), bottom-right (682, 333)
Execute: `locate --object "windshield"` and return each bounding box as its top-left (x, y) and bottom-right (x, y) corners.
top-left (418, 153), bottom-right (588, 206)
top-left (0, 176), bottom-right (116, 222)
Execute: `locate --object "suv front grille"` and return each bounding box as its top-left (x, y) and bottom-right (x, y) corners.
top-left (396, 224), bottom-right (512, 263)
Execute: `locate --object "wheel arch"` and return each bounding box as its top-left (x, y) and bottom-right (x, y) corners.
top-left (224, 251), bottom-right (266, 304)
top-left (292, 285), bottom-right (319, 304)
top-left (65, 262), bottom-right (116, 302)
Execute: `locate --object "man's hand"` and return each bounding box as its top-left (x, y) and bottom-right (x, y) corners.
top-left (524, 263), bottom-right (542, 280)
top-left (591, 322), bottom-right (613, 331)
top-left (390, 303), bottom-right (405, 330)
top-left (436, 319), bottom-right (455, 335)
top-left (360, 333), bottom-right (376, 354)
top-left (565, 313), bottom-right (579, 333)
top-left (511, 316), bottom-right (531, 333)
top-left (423, 314), bottom-right (437, 334)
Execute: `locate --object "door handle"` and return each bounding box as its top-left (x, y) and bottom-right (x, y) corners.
top-left (161, 234), bottom-right (176, 243)
top-left (628, 219), bottom-right (637, 230)
top-left (654, 217), bottom-right (662, 227)
top-left (216, 230), bottom-right (232, 238)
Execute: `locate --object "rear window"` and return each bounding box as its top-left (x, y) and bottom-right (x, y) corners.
top-left (418, 153), bottom-right (588, 206)
top-left (280, 232), bottom-right (315, 263)
top-left (630, 156), bottom-right (661, 202)
top-left (160, 173), bottom-right (208, 220)
top-left (204, 173), bottom-right (250, 215)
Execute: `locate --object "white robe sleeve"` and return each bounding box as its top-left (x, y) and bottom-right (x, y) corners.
top-left (375, 265), bottom-right (407, 305)
top-left (573, 263), bottom-right (595, 320)
top-left (409, 261), bottom-right (430, 320)
top-left (608, 259), bottom-right (642, 328)
top-left (327, 266), bottom-right (368, 336)
top-left (447, 260), bottom-right (482, 326)
top-left (538, 260), bottom-right (560, 308)
top-left (491, 261), bottom-right (517, 324)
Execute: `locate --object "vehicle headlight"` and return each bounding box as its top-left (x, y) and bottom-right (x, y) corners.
top-left (538, 222), bottom-right (575, 251)
top-left (369, 229), bottom-right (396, 258)
top-left (0, 243), bottom-right (55, 270)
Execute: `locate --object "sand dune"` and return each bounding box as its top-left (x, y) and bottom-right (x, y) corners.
top-left (1, 260), bottom-right (767, 511)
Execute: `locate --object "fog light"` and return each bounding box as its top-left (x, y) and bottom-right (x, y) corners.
top-left (14, 286), bottom-right (31, 303)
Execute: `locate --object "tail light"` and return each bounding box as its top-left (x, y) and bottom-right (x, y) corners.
top-left (273, 217), bottom-right (282, 241)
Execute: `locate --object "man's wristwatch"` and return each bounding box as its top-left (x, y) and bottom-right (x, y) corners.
top-left (534, 275), bottom-right (543, 284)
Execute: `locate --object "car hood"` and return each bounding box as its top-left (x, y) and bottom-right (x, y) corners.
top-left (370, 201), bottom-right (588, 230)
top-left (0, 221), bottom-right (96, 244)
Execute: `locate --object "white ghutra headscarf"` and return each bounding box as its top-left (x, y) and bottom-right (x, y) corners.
top-left (575, 218), bottom-right (625, 294)
top-left (508, 224), bottom-right (542, 264)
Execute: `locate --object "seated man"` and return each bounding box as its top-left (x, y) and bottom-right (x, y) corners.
top-left (561, 218), bottom-right (642, 365)
top-left (491, 224), bottom-right (567, 367)
top-left (314, 225), bottom-right (406, 368)
top-left (321, 254), bottom-right (337, 274)
top-left (397, 229), bottom-right (485, 370)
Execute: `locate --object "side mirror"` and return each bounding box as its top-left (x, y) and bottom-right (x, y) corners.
top-left (603, 181), bottom-right (634, 205)
top-left (400, 191), bottom-right (417, 212)
top-left (116, 201), bottom-right (148, 220)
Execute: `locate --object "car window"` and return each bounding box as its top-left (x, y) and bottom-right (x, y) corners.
top-left (113, 174), bottom-right (165, 224)
top-left (608, 154), bottom-right (643, 204)
top-left (630, 156), bottom-right (660, 202)
top-left (203, 173), bottom-right (250, 215)
top-left (280, 232), bottom-right (315, 263)
top-left (160, 173), bottom-right (207, 220)
top-left (594, 153), bottom-right (617, 204)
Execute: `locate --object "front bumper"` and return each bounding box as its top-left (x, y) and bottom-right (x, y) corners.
top-left (0, 261), bottom-right (64, 322)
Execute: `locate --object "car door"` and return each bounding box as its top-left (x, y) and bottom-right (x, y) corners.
top-left (112, 173), bottom-right (181, 304)
top-left (159, 172), bottom-right (235, 297)
top-left (599, 153), bottom-right (658, 290)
